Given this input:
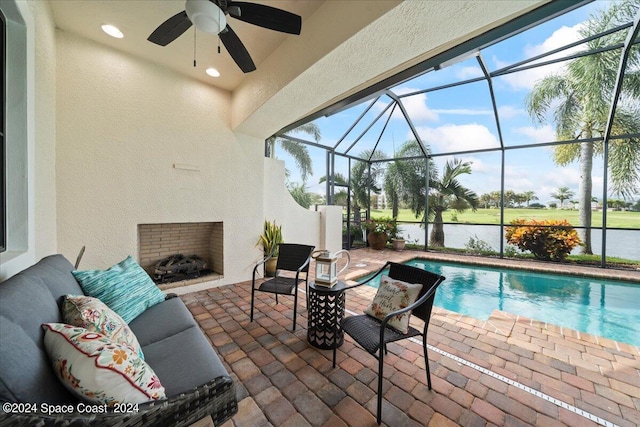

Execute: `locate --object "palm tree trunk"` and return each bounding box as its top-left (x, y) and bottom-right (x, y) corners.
top-left (579, 141), bottom-right (593, 254)
top-left (353, 205), bottom-right (362, 227)
top-left (429, 209), bottom-right (445, 247)
top-left (391, 193), bottom-right (399, 219)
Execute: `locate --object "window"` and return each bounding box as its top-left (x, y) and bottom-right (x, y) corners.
top-left (1, 11), bottom-right (5, 252)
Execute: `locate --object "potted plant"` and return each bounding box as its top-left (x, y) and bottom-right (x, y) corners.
top-left (363, 218), bottom-right (392, 250)
top-left (257, 220), bottom-right (283, 276)
top-left (389, 222), bottom-right (406, 251)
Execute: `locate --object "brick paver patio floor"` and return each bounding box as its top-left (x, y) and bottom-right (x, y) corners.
top-left (180, 248), bottom-right (640, 427)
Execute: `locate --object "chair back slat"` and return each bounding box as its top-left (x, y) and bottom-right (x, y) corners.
top-left (275, 243), bottom-right (315, 272)
top-left (387, 262), bottom-right (445, 322)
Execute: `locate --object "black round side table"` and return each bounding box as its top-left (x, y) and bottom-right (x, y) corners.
top-left (307, 281), bottom-right (346, 350)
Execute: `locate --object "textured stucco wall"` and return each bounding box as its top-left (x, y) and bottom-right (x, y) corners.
top-left (263, 157), bottom-right (320, 248)
top-left (55, 31), bottom-right (265, 286)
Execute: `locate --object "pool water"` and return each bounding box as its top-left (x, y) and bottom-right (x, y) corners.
top-left (360, 259), bottom-right (640, 347)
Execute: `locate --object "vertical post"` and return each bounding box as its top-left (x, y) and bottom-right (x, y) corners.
top-left (499, 150), bottom-right (505, 257)
top-left (601, 149), bottom-right (608, 269)
top-left (424, 157), bottom-right (429, 251)
top-left (598, 8), bottom-right (639, 267)
top-left (325, 151), bottom-right (331, 205)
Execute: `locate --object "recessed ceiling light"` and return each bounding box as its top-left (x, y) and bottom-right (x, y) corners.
top-left (206, 68), bottom-right (220, 77)
top-left (101, 24), bottom-right (124, 39)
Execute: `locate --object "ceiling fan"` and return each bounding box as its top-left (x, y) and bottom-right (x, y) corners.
top-left (148, 0), bottom-right (302, 73)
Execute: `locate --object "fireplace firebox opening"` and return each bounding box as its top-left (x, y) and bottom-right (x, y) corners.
top-left (138, 222), bottom-right (223, 290)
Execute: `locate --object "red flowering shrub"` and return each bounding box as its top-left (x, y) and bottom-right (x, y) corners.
top-left (505, 219), bottom-right (582, 261)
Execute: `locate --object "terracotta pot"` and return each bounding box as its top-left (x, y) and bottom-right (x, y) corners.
top-left (367, 232), bottom-right (388, 250)
top-left (265, 257), bottom-right (278, 277)
top-left (391, 238), bottom-right (406, 251)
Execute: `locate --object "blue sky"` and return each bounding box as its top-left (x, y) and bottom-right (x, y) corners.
top-left (277, 1), bottom-right (635, 206)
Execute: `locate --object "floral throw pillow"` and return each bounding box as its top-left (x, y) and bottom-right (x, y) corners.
top-left (62, 295), bottom-right (145, 360)
top-left (42, 323), bottom-right (165, 405)
top-left (363, 275), bottom-right (423, 334)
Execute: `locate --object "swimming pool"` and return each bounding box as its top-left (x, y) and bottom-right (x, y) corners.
top-left (360, 259), bottom-right (640, 347)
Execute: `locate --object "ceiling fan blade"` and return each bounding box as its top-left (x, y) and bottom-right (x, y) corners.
top-left (227, 1), bottom-right (301, 35)
top-left (148, 11), bottom-right (193, 46)
top-left (219, 25), bottom-right (256, 73)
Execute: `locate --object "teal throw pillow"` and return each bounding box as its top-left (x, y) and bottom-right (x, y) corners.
top-left (72, 256), bottom-right (165, 323)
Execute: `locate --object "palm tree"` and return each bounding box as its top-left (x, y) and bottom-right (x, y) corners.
top-left (429, 159), bottom-right (479, 247)
top-left (550, 186), bottom-right (575, 209)
top-left (526, 0), bottom-right (640, 254)
top-left (383, 140), bottom-right (435, 220)
top-left (320, 149), bottom-right (385, 226)
top-left (287, 182), bottom-right (313, 209)
top-left (521, 191), bottom-right (538, 207)
top-left (479, 193), bottom-right (493, 209)
top-left (504, 190), bottom-right (519, 208)
top-left (266, 122), bottom-right (321, 183)
top-left (489, 191), bottom-right (502, 208)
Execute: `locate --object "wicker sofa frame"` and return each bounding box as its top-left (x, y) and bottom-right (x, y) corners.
top-left (0, 376), bottom-right (236, 427)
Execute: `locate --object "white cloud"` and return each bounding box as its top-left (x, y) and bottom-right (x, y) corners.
top-left (375, 87), bottom-right (439, 123)
top-left (524, 24), bottom-right (583, 59)
top-left (459, 156), bottom-right (490, 173)
top-left (431, 108), bottom-right (492, 115)
top-left (415, 123), bottom-right (500, 153)
top-left (495, 24), bottom-right (583, 91)
top-left (497, 105), bottom-right (524, 119)
top-left (455, 65), bottom-right (483, 80)
top-left (395, 89), bottom-right (439, 122)
top-left (513, 125), bottom-right (556, 144)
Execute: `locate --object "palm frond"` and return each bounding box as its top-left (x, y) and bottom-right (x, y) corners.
top-left (280, 140), bottom-right (313, 182)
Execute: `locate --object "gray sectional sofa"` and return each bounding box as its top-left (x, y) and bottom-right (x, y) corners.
top-left (0, 254), bottom-right (238, 426)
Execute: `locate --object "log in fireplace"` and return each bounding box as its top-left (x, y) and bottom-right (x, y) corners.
top-left (153, 254), bottom-right (211, 283)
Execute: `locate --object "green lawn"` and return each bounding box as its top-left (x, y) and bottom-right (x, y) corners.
top-left (369, 208), bottom-right (640, 229)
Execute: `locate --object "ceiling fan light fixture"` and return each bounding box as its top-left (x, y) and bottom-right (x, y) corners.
top-left (185, 0), bottom-right (227, 35)
top-left (101, 24), bottom-right (124, 39)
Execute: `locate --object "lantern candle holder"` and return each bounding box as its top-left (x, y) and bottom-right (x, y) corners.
top-left (312, 250), bottom-right (350, 287)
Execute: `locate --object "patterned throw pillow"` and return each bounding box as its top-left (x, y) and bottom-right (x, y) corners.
top-left (62, 295), bottom-right (145, 360)
top-left (72, 256), bottom-right (165, 323)
top-left (363, 275), bottom-right (423, 334)
top-left (42, 323), bottom-right (165, 405)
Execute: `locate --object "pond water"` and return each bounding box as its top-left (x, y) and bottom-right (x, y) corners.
top-left (396, 224), bottom-right (640, 261)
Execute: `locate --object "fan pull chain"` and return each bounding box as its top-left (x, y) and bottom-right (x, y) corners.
top-left (218, 6), bottom-right (222, 54)
top-left (193, 29), bottom-right (197, 67)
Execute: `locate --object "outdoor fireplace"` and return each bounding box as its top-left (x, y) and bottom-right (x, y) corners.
top-left (138, 222), bottom-right (223, 289)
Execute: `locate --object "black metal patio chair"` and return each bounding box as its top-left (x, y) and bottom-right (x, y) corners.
top-left (333, 261), bottom-right (445, 424)
top-left (251, 243), bottom-right (315, 331)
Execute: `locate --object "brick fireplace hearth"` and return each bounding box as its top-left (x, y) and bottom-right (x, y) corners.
top-left (138, 222), bottom-right (223, 290)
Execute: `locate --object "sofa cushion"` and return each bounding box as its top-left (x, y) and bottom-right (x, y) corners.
top-left (73, 256), bottom-right (165, 323)
top-left (141, 325), bottom-right (228, 397)
top-left (62, 295), bottom-right (145, 360)
top-left (128, 297), bottom-right (198, 347)
top-left (42, 323), bottom-right (166, 404)
top-left (0, 255), bottom-right (80, 404)
top-left (0, 317), bottom-right (76, 404)
top-left (25, 255), bottom-right (85, 301)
